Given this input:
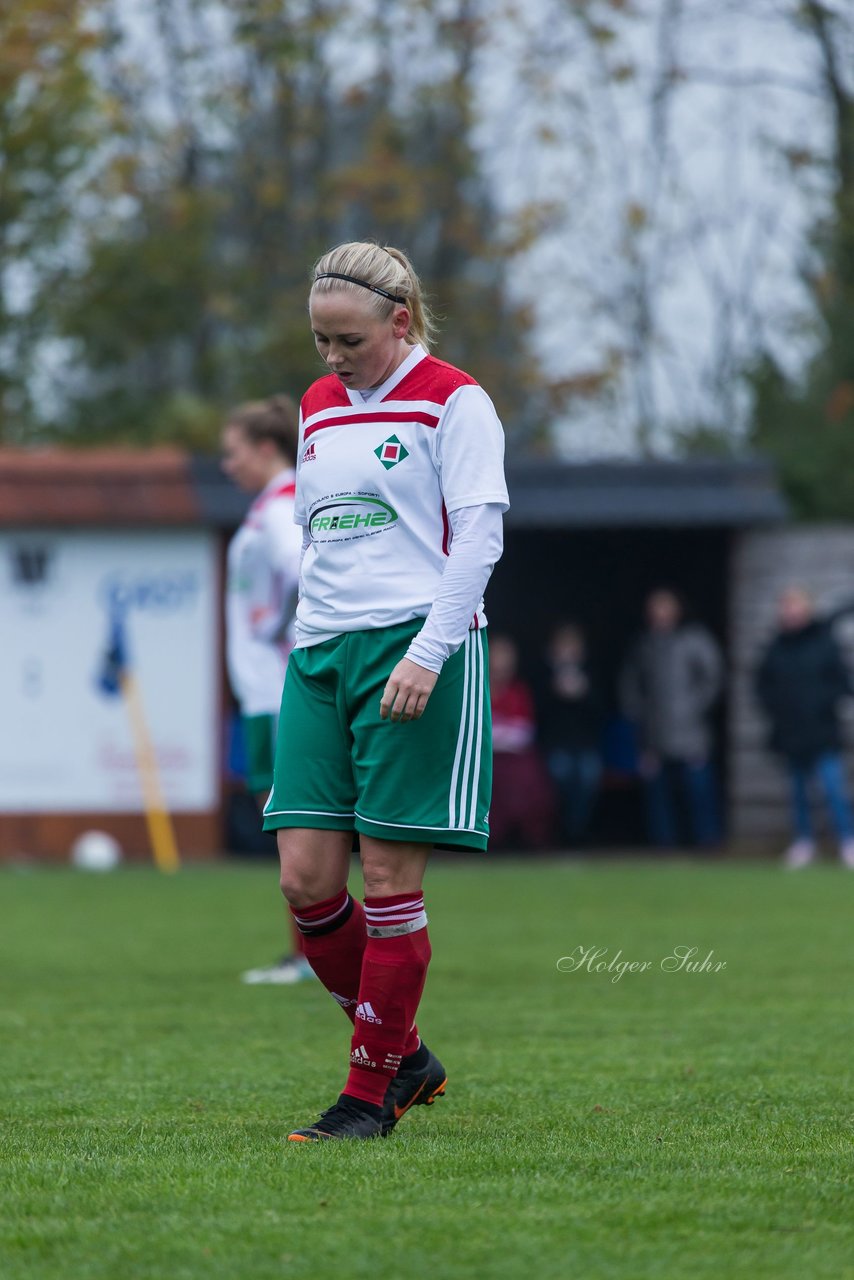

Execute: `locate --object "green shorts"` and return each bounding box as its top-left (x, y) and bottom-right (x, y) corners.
top-left (262, 620), bottom-right (492, 851)
top-left (242, 713), bottom-right (278, 795)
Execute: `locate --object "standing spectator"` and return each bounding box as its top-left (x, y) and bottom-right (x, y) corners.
top-left (221, 395), bottom-right (313, 983)
top-left (755, 585), bottom-right (854, 869)
top-left (620, 588), bottom-right (724, 849)
top-left (539, 623), bottom-right (604, 845)
top-left (489, 635), bottom-right (556, 849)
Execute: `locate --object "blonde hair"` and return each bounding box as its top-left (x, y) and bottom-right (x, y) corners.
top-left (311, 242), bottom-right (438, 350)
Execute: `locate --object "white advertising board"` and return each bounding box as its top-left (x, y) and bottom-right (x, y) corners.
top-left (0, 530), bottom-right (219, 812)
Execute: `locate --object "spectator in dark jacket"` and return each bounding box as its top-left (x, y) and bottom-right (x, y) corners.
top-left (620, 588), bottom-right (724, 849)
top-left (539, 623), bottom-right (604, 844)
top-left (755, 585), bottom-right (854, 869)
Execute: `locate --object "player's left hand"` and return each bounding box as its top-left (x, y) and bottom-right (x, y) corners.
top-left (380, 658), bottom-right (439, 723)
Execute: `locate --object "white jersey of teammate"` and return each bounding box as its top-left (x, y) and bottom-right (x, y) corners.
top-left (226, 467), bottom-right (302, 715)
top-left (294, 344), bottom-right (509, 647)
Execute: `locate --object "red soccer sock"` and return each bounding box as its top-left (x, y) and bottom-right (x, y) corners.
top-left (290, 888), bottom-right (366, 1020)
top-left (288, 913), bottom-right (306, 958)
top-left (343, 894), bottom-right (432, 1108)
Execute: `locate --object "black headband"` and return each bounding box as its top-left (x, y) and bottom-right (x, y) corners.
top-left (314, 271), bottom-right (406, 305)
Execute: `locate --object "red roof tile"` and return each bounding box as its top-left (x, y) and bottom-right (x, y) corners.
top-left (0, 448), bottom-right (199, 525)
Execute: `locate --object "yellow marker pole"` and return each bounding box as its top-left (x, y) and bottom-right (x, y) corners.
top-left (120, 671), bottom-right (181, 874)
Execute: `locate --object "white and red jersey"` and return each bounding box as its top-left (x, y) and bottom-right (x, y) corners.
top-left (226, 467), bottom-right (302, 715)
top-left (293, 345), bottom-right (509, 646)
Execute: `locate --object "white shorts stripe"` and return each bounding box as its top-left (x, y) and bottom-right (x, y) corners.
top-left (262, 808), bottom-right (355, 818)
top-left (448, 631), bottom-right (473, 828)
top-left (354, 811), bottom-right (485, 836)
top-left (458, 634), bottom-right (480, 830)
top-left (467, 632), bottom-right (485, 829)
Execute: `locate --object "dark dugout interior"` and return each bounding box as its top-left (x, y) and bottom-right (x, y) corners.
top-left (487, 527), bottom-right (731, 849)
top-left (196, 455), bottom-right (786, 854)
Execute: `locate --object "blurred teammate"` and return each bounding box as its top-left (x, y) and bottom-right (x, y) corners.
top-left (263, 240), bottom-right (508, 1140)
top-left (221, 396), bottom-right (312, 983)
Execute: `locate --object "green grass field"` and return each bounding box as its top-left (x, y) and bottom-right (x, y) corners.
top-left (1, 857), bottom-right (852, 1280)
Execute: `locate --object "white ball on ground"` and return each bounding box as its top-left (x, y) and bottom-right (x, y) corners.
top-left (70, 830), bottom-right (123, 872)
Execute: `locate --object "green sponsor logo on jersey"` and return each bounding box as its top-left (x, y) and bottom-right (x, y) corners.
top-left (374, 435), bottom-right (409, 470)
top-left (309, 495), bottom-right (399, 538)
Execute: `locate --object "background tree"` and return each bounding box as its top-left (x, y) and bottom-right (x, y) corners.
top-left (46, 0), bottom-right (541, 448)
top-left (4, 0), bottom-right (852, 466)
top-left (748, 1), bottom-right (854, 517)
top-left (0, 0), bottom-right (104, 442)
top-left (482, 0), bottom-right (835, 457)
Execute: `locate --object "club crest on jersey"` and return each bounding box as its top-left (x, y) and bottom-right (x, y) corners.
top-left (374, 434), bottom-right (409, 470)
top-left (302, 441), bottom-right (317, 463)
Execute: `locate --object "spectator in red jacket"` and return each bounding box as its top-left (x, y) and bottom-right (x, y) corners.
top-left (489, 635), bottom-right (556, 849)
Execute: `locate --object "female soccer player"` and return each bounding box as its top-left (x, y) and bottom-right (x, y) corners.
top-left (262, 241), bottom-right (509, 1140)
top-left (221, 396), bottom-right (312, 983)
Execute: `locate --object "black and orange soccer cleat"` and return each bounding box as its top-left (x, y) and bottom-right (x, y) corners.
top-left (288, 1098), bottom-right (382, 1142)
top-left (381, 1045), bottom-right (447, 1137)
